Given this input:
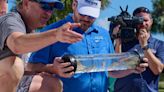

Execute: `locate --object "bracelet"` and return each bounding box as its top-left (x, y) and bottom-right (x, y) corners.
top-left (142, 45), bottom-right (149, 51)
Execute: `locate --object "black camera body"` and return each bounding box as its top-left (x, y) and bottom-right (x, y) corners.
top-left (108, 6), bottom-right (144, 43)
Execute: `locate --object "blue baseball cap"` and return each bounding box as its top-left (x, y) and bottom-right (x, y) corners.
top-left (36, 0), bottom-right (64, 10)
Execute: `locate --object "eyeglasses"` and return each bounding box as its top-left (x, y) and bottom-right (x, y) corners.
top-left (30, 0), bottom-right (55, 11)
top-left (79, 13), bottom-right (96, 19)
top-left (133, 7), bottom-right (150, 16)
top-left (39, 2), bottom-right (56, 11)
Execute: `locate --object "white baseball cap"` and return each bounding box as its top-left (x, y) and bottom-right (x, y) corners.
top-left (77, 0), bottom-right (101, 18)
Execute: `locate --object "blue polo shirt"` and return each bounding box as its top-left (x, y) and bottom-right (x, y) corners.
top-left (29, 14), bottom-right (115, 92)
top-left (114, 35), bottom-right (164, 92)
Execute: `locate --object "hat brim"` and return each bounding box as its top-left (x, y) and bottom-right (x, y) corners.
top-left (40, 0), bottom-right (64, 10)
top-left (54, 1), bottom-right (64, 10)
top-left (78, 6), bottom-right (100, 18)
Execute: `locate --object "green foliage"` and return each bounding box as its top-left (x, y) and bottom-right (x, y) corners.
top-left (47, 0), bottom-right (73, 24)
top-left (101, 0), bottom-right (111, 9)
top-left (47, 0), bottom-right (111, 24)
top-left (159, 73), bottom-right (164, 92)
top-left (151, 0), bottom-right (164, 33)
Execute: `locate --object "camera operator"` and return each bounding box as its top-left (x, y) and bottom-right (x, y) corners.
top-left (113, 7), bottom-right (164, 92)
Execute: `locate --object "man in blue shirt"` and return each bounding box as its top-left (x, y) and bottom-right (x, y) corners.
top-left (17, 0), bottom-right (112, 92)
top-left (28, 0), bottom-right (114, 92)
top-left (113, 7), bottom-right (164, 92)
top-left (17, 1), bottom-right (148, 92)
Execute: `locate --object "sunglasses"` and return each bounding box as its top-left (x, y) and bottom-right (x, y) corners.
top-left (30, 0), bottom-right (55, 11)
top-left (133, 7), bottom-right (150, 16)
top-left (40, 2), bottom-right (56, 11)
top-left (79, 13), bottom-right (96, 19)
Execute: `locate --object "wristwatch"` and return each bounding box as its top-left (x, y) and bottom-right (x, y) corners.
top-left (142, 44), bottom-right (149, 51)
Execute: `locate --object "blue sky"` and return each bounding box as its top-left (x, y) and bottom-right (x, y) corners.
top-left (96, 0), bottom-right (153, 29)
top-left (8, 0), bottom-right (153, 19)
top-left (100, 0), bottom-right (153, 18)
top-left (96, 0), bottom-right (164, 41)
top-left (8, 0), bottom-right (15, 11)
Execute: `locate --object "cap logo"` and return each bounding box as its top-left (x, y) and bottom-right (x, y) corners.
top-left (85, 0), bottom-right (98, 6)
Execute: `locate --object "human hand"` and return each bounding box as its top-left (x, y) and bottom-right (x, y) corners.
top-left (132, 58), bottom-right (148, 74)
top-left (112, 25), bottom-right (121, 40)
top-left (138, 29), bottom-right (150, 48)
top-left (55, 22), bottom-right (83, 43)
top-left (52, 57), bottom-right (75, 78)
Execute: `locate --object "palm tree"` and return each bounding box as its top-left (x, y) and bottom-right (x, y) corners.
top-left (151, 0), bottom-right (164, 33)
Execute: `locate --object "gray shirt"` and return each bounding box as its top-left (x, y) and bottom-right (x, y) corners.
top-left (0, 12), bottom-right (26, 59)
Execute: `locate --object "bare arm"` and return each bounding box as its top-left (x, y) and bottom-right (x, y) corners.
top-left (26, 57), bottom-right (75, 78)
top-left (138, 29), bottom-right (163, 75)
top-left (143, 49), bottom-right (163, 75)
top-left (112, 25), bottom-right (122, 53)
top-left (25, 63), bottom-right (54, 74)
top-left (6, 22), bottom-right (83, 54)
top-left (115, 39), bottom-right (122, 53)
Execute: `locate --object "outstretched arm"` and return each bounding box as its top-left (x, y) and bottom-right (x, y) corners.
top-left (26, 57), bottom-right (74, 78)
top-left (6, 22), bottom-right (83, 54)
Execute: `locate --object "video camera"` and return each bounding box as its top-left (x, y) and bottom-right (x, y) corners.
top-left (108, 6), bottom-right (144, 43)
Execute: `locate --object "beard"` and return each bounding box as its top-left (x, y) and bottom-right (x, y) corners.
top-left (79, 20), bottom-right (93, 31)
top-left (137, 24), bottom-right (152, 32)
